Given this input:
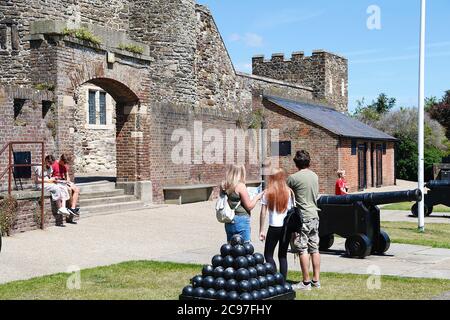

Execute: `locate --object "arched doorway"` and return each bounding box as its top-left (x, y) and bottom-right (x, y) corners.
top-left (71, 77), bottom-right (144, 186)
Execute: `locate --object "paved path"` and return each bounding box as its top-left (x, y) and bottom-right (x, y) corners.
top-left (1, 202), bottom-right (450, 285)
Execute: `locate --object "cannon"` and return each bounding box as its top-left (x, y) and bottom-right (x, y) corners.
top-left (411, 180), bottom-right (450, 217)
top-left (317, 189), bottom-right (422, 258)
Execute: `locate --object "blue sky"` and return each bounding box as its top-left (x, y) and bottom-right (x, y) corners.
top-left (197, 0), bottom-right (450, 112)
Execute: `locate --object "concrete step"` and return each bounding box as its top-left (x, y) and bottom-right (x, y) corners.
top-left (80, 189), bottom-right (125, 200)
top-left (78, 181), bottom-right (116, 193)
top-left (78, 195), bottom-right (137, 207)
top-left (80, 200), bottom-right (147, 218)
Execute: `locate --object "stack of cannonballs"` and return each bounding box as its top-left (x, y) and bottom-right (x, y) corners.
top-left (180, 235), bottom-right (295, 300)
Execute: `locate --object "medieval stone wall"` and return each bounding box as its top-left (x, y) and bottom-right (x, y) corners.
top-left (252, 51), bottom-right (348, 112)
top-left (73, 83), bottom-right (116, 176)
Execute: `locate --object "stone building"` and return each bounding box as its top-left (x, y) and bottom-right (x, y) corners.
top-left (0, 0), bottom-right (396, 231)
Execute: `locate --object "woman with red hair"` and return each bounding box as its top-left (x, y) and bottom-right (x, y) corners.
top-left (259, 167), bottom-right (294, 278)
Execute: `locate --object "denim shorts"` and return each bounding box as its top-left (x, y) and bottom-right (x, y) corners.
top-left (225, 214), bottom-right (251, 243)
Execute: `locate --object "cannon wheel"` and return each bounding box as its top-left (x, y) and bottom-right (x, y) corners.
top-left (372, 230), bottom-right (390, 255)
top-left (345, 234), bottom-right (372, 258)
top-left (319, 234), bottom-right (334, 251)
top-left (411, 203), bottom-right (432, 217)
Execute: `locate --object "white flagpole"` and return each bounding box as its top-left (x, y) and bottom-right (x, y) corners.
top-left (418, 0), bottom-right (426, 232)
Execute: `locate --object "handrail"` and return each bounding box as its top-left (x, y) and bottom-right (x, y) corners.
top-left (0, 141), bottom-right (45, 229)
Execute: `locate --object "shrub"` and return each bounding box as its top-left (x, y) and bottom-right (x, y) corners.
top-left (118, 43), bottom-right (144, 55)
top-left (0, 196), bottom-right (18, 236)
top-left (63, 28), bottom-right (101, 46)
top-left (429, 90), bottom-right (450, 139)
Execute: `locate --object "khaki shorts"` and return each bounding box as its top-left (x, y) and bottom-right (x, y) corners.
top-left (291, 218), bottom-right (320, 255)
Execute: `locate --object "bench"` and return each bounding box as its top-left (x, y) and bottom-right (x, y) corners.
top-left (163, 180), bottom-right (263, 205)
top-left (163, 184), bottom-right (216, 205)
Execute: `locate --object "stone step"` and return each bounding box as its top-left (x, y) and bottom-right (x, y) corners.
top-left (78, 181), bottom-right (116, 193)
top-left (79, 189), bottom-right (125, 200)
top-left (80, 200), bottom-right (147, 218)
top-left (78, 195), bottom-right (137, 207)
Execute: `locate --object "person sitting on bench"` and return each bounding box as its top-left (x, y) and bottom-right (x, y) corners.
top-left (34, 155), bottom-right (71, 217)
top-left (51, 154), bottom-right (80, 216)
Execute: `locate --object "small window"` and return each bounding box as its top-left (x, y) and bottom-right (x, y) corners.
top-left (351, 139), bottom-right (357, 155)
top-left (341, 79), bottom-right (345, 97)
top-left (272, 141), bottom-right (291, 157)
top-left (88, 90), bottom-right (96, 125)
top-left (382, 142), bottom-right (387, 155)
top-left (13, 99), bottom-right (25, 120)
top-left (42, 101), bottom-right (52, 119)
top-left (99, 92), bottom-right (106, 125)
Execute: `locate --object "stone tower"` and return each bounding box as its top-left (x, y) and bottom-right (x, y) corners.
top-left (252, 50), bottom-right (348, 112)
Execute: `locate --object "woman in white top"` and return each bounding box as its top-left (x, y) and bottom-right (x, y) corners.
top-left (259, 167), bottom-right (293, 278)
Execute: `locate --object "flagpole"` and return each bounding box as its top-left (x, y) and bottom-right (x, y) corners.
top-left (418, 0), bottom-right (426, 232)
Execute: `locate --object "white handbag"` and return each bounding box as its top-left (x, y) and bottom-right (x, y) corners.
top-left (215, 193), bottom-right (241, 224)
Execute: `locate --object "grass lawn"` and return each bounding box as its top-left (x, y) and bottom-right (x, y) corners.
top-left (381, 221), bottom-right (450, 249)
top-left (0, 261), bottom-right (449, 300)
top-left (382, 202), bottom-right (450, 212)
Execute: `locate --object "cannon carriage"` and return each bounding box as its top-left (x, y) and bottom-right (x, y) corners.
top-left (317, 189), bottom-right (422, 258)
top-left (411, 180), bottom-right (450, 217)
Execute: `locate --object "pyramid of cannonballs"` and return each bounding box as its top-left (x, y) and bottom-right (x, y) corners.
top-left (180, 235), bottom-right (296, 300)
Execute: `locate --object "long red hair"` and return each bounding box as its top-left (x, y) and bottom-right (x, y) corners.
top-left (265, 168), bottom-right (290, 213)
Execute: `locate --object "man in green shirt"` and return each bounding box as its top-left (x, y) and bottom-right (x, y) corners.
top-left (287, 150), bottom-right (321, 291)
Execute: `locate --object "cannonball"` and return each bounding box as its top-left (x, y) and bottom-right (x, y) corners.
top-left (234, 256), bottom-right (249, 269)
top-left (225, 279), bottom-right (238, 291)
top-left (203, 276), bottom-right (215, 289)
top-left (249, 278), bottom-right (260, 291)
top-left (227, 291), bottom-right (239, 300)
top-left (253, 253), bottom-right (265, 265)
top-left (193, 287), bottom-right (206, 298)
top-left (275, 284), bottom-right (285, 295)
top-left (267, 286), bottom-right (276, 297)
top-left (230, 234), bottom-right (244, 246)
top-left (214, 289), bottom-right (228, 300)
top-left (220, 244), bottom-right (233, 257)
top-left (255, 264), bottom-right (266, 277)
top-left (258, 276), bottom-right (268, 288)
top-left (222, 255), bottom-right (234, 268)
top-left (248, 267), bottom-right (257, 279)
top-left (232, 245), bottom-right (246, 258)
top-left (259, 288), bottom-right (269, 299)
top-left (266, 274), bottom-right (275, 286)
top-left (202, 265), bottom-right (214, 277)
top-left (244, 243), bottom-right (255, 255)
top-left (212, 255), bottom-right (224, 268)
top-left (251, 290), bottom-right (262, 300)
top-left (191, 275), bottom-right (203, 288)
top-left (214, 277), bottom-right (226, 291)
top-left (240, 292), bottom-right (252, 300)
top-left (274, 272), bottom-right (285, 285)
top-left (264, 262), bottom-right (276, 275)
top-left (204, 288), bottom-right (216, 299)
top-left (213, 266), bottom-right (225, 278)
top-left (238, 280), bottom-right (251, 293)
top-left (246, 254), bottom-right (256, 267)
top-left (223, 267), bottom-right (236, 280)
top-left (182, 285), bottom-right (194, 296)
top-left (235, 268), bottom-right (250, 281)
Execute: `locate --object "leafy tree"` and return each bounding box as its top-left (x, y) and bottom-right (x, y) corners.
top-left (429, 91), bottom-right (450, 139)
top-left (353, 93), bottom-right (396, 123)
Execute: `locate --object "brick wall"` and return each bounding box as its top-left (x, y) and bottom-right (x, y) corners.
top-left (260, 99), bottom-right (339, 195)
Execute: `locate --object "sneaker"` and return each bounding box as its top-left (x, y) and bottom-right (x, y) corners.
top-left (292, 282), bottom-right (312, 291)
top-left (68, 208), bottom-right (80, 216)
top-left (58, 207), bottom-right (70, 216)
top-left (311, 280), bottom-right (321, 289)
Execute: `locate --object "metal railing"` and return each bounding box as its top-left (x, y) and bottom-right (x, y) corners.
top-left (0, 141), bottom-right (45, 229)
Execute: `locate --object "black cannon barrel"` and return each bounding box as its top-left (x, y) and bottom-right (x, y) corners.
top-left (318, 189), bottom-right (422, 206)
top-left (426, 180), bottom-right (450, 188)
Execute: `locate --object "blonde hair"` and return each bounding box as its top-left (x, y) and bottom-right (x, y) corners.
top-left (222, 164), bottom-right (246, 195)
top-left (337, 169), bottom-right (346, 178)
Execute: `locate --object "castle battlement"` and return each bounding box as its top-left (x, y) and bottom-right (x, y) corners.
top-left (252, 50), bottom-right (349, 112)
top-left (252, 50), bottom-right (347, 64)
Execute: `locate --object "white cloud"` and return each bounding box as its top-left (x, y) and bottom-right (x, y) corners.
top-left (253, 10), bottom-right (325, 29)
top-left (228, 32), bottom-right (264, 48)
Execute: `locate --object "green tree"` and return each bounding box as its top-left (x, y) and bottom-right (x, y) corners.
top-left (429, 91), bottom-right (450, 139)
top-left (353, 93), bottom-right (396, 124)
